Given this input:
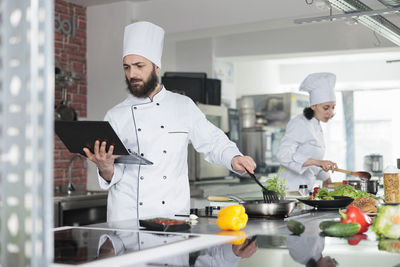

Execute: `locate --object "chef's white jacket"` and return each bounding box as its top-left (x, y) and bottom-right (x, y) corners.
top-left (286, 236), bottom-right (325, 264)
top-left (97, 231), bottom-right (241, 266)
top-left (98, 87), bottom-right (241, 222)
top-left (276, 114), bottom-right (330, 191)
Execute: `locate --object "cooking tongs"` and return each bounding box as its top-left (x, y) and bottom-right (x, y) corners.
top-left (245, 168), bottom-right (279, 203)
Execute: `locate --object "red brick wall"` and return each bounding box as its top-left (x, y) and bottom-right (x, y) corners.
top-left (54, 0), bottom-right (87, 191)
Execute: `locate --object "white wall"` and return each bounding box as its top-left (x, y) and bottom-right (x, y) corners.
top-left (86, 1), bottom-right (133, 190)
top-left (233, 50), bottom-right (400, 99)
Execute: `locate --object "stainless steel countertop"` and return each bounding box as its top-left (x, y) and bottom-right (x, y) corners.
top-left (53, 209), bottom-right (399, 267)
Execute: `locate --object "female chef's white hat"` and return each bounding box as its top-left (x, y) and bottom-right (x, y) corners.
top-left (299, 72), bottom-right (336, 106)
top-left (123, 21), bottom-right (165, 68)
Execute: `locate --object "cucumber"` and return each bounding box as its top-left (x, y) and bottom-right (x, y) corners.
top-left (319, 220), bottom-right (338, 231)
top-left (323, 222), bottom-right (361, 237)
top-left (287, 220), bottom-right (305, 235)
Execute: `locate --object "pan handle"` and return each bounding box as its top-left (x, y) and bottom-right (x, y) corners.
top-left (208, 196), bottom-right (230, 202)
top-left (207, 195), bottom-right (246, 204)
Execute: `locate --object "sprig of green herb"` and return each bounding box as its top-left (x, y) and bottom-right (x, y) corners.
top-left (263, 174), bottom-right (287, 199)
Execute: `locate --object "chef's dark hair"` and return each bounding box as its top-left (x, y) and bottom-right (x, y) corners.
top-left (303, 107), bottom-right (314, 120)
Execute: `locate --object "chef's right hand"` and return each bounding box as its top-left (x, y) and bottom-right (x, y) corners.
top-left (316, 160), bottom-right (337, 172)
top-left (304, 158), bottom-right (337, 172)
top-left (83, 140), bottom-right (119, 181)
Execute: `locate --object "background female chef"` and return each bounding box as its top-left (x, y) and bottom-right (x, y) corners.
top-left (276, 72), bottom-right (338, 191)
top-left (83, 21), bottom-right (256, 222)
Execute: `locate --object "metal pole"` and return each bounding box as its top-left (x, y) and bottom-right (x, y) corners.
top-left (0, 0), bottom-right (54, 266)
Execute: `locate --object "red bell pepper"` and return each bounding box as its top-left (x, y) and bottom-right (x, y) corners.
top-left (347, 233), bottom-right (367, 246)
top-left (339, 205), bottom-right (372, 234)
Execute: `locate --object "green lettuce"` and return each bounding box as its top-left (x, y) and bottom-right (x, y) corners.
top-left (329, 184), bottom-right (371, 200)
top-left (372, 205), bottom-right (400, 239)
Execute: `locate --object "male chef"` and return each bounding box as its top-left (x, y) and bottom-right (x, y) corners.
top-left (83, 21), bottom-right (256, 222)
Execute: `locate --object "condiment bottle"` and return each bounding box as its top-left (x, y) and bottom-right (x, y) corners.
top-left (299, 184), bottom-right (309, 197)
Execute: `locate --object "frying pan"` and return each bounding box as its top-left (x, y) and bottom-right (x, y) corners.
top-left (208, 195), bottom-right (296, 217)
top-left (55, 88), bottom-right (77, 121)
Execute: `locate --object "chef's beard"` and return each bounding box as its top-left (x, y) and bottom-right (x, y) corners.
top-left (125, 66), bottom-right (159, 98)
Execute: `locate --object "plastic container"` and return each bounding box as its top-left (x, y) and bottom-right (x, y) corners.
top-left (383, 165), bottom-right (400, 203)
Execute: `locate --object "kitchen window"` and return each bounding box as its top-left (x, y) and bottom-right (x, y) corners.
top-left (323, 89), bottom-right (400, 181)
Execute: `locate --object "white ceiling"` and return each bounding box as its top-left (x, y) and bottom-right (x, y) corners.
top-left (70, 0), bottom-right (400, 64)
top-left (67, 0), bottom-right (400, 35)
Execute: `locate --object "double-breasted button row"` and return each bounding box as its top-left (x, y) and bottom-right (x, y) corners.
top-left (139, 201), bottom-right (165, 205)
top-left (139, 176), bottom-right (167, 181)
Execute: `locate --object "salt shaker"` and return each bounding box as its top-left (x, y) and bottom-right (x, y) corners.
top-left (299, 184), bottom-right (309, 197)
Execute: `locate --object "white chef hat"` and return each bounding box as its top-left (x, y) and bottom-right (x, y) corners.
top-left (299, 72), bottom-right (336, 106)
top-left (123, 21), bottom-right (165, 68)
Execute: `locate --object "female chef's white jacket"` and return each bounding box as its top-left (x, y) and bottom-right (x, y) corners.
top-left (276, 114), bottom-right (329, 191)
top-left (97, 87), bottom-right (241, 222)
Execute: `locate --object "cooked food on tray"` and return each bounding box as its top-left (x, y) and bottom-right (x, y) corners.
top-left (350, 196), bottom-right (378, 213)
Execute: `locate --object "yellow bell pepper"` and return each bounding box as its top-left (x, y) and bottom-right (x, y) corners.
top-left (217, 205), bottom-right (248, 231)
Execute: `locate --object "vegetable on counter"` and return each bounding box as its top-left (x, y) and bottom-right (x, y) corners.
top-left (287, 220), bottom-right (305, 235)
top-left (217, 205), bottom-right (248, 231)
top-left (372, 205), bottom-right (400, 239)
top-left (322, 222), bottom-right (361, 237)
top-left (319, 220), bottom-right (338, 231)
top-left (339, 205), bottom-right (372, 234)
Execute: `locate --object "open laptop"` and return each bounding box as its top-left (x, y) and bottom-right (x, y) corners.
top-left (55, 121), bottom-right (153, 165)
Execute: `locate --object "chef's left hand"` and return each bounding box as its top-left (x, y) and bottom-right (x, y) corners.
top-left (231, 155), bottom-right (256, 174)
top-left (232, 239), bottom-right (258, 258)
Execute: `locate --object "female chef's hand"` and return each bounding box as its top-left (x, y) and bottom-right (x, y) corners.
top-left (83, 140), bottom-right (120, 181)
top-left (231, 155), bottom-right (257, 174)
top-left (304, 159), bottom-right (337, 172)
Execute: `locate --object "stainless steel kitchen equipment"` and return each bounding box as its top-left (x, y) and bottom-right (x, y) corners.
top-left (54, 191), bottom-right (107, 227)
top-left (207, 195), bottom-right (296, 217)
top-left (364, 154), bottom-right (384, 176)
top-left (238, 92), bottom-right (309, 128)
top-left (188, 104), bottom-right (230, 180)
top-left (239, 96), bottom-right (256, 129)
top-left (348, 180), bottom-right (361, 190)
top-left (241, 126), bottom-right (285, 173)
top-left (367, 179), bottom-right (379, 195)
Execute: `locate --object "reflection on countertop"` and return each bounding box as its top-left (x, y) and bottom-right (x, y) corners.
top-left (53, 210), bottom-right (400, 267)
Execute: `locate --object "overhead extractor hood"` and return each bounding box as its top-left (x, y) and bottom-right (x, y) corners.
top-left (377, 0), bottom-right (400, 7)
top-left (295, 0), bottom-right (400, 46)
